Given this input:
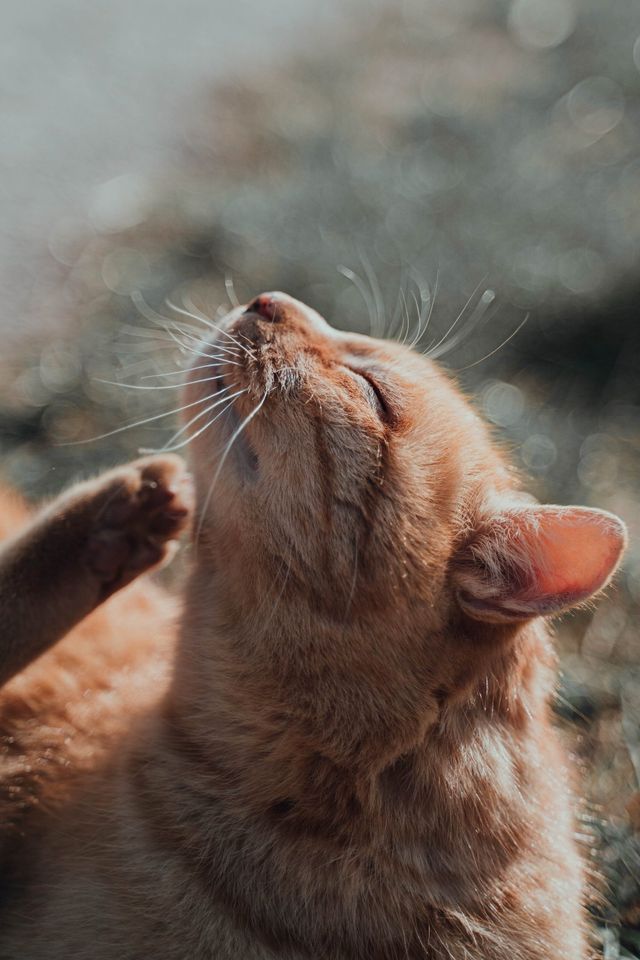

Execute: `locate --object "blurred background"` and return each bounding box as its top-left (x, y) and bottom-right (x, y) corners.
top-left (1, 0), bottom-right (639, 954)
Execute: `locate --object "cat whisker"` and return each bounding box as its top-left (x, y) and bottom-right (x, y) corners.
top-left (424, 277), bottom-right (488, 360)
top-left (399, 287), bottom-right (412, 346)
top-left (338, 265), bottom-right (377, 338)
top-left (140, 387), bottom-right (247, 454)
top-left (116, 339), bottom-right (191, 356)
top-left (165, 327), bottom-right (243, 366)
top-left (131, 292), bottom-right (243, 366)
top-left (422, 269), bottom-right (439, 339)
top-left (196, 387), bottom-right (269, 545)
top-left (225, 273), bottom-right (240, 308)
top-left (389, 271), bottom-right (409, 342)
top-left (358, 251), bottom-right (385, 339)
top-left (165, 323), bottom-right (242, 360)
top-left (140, 363), bottom-right (220, 380)
top-left (165, 298), bottom-right (217, 332)
top-left (428, 288), bottom-right (496, 362)
top-left (406, 271), bottom-right (434, 349)
top-left (177, 331), bottom-right (242, 360)
top-left (453, 314), bottom-right (528, 372)
top-left (94, 375), bottom-right (227, 391)
top-left (119, 323), bottom-right (187, 342)
top-left (171, 296), bottom-right (257, 360)
top-left (407, 289), bottom-right (423, 349)
top-left (131, 291), bottom-right (202, 339)
top-left (59, 391), bottom-right (222, 446)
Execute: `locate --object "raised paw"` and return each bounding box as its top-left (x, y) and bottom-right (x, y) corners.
top-left (84, 455), bottom-right (193, 596)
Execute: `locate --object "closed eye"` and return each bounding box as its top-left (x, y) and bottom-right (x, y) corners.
top-left (344, 367), bottom-right (391, 422)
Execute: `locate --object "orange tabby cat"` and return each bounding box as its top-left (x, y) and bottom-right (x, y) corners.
top-left (0, 292), bottom-right (627, 959)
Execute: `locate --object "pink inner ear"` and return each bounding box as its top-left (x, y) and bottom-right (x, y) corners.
top-left (457, 505), bottom-right (627, 622)
top-left (527, 508), bottom-right (627, 607)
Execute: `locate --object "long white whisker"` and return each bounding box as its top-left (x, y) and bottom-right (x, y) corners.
top-left (359, 252), bottom-right (385, 339)
top-left (423, 269), bottom-right (439, 338)
top-left (153, 395), bottom-right (246, 454)
top-left (225, 273), bottom-right (240, 308)
top-left (131, 290), bottom-right (201, 336)
top-left (428, 288), bottom-right (496, 361)
top-left (171, 298), bottom-right (257, 358)
top-left (166, 325), bottom-right (241, 361)
top-left (399, 287), bottom-right (411, 346)
top-left (119, 324), bottom-right (180, 341)
top-left (338, 265), bottom-right (377, 337)
top-left (59, 391), bottom-right (221, 446)
top-left (426, 277), bottom-right (487, 358)
top-left (166, 327), bottom-right (242, 366)
top-left (406, 272), bottom-right (432, 348)
top-left (142, 386), bottom-right (237, 451)
top-left (116, 340), bottom-right (190, 355)
top-left (454, 314), bottom-right (529, 372)
top-left (173, 296), bottom-right (256, 359)
top-left (196, 388), bottom-right (268, 544)
top-left (94, 375), bottom-right (227, 391)
top-left (170, 325), bottom-right (242, 359)
top-left (140, 363), bottom-right (218, 380)
top-left (140, 387), bottom-right (246, 454)
top-left (131, 292), bottom-right (241, 364)
top-left (389, 271), bottom-right (409, 341)
top-left (165, 298), bottom-right (216, 331)
top-left (408, 289), bottom-right (423, 348)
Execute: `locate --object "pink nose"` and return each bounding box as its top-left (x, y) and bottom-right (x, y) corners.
top-left (246, 293), bottom-right (282, 323)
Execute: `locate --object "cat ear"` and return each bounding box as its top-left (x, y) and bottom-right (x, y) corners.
top-left (454, 504), bottom-right (627, 623)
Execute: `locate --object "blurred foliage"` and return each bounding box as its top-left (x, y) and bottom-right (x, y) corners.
top-left (1, 0), bottom-right (640, 955)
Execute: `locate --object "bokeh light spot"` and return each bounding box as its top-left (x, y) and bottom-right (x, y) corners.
top-left (508, 0), bottom-right (577, 50)
top-left (567, 77), bottom-right (625, 139)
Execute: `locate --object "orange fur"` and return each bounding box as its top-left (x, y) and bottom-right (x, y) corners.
top-left (0, 292), bottom-right (626, 958)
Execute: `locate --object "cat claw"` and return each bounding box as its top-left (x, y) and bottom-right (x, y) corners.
top-left (85, 455), bottom-right (193, 593)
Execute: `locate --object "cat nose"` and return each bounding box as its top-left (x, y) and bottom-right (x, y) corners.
top-left (245, 293), bottom-right (283, 323)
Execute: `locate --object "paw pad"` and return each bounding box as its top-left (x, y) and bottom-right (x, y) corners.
top-left (85, 455), bottom-right (193, 593)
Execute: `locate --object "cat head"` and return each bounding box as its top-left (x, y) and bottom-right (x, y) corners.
top-left (182, 292), bottom-right (626, 755)
top-left (185, 290), bottom-right (625, 622)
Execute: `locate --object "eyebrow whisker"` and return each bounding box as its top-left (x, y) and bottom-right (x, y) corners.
top-left (338, 264), bottom-right (377, 338)
top-left (425, 276), bottom-right (488, 359)
top-left (453, 313), bottom-right (528, 372)
top-left (359, 251), bottom-right (385, 339)
top-left (428, 286), bottom-right (495, 361)
top-left (225, 273), bottom-right (240, 308)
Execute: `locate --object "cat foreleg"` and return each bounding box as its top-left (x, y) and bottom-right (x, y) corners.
top-left (0, 456), bottom-right (192, 686)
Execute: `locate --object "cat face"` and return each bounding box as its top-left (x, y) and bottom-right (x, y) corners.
top-left (184, 291), bottom-right (625, 637)
top-left (184, 291), bottom-right (494, 627)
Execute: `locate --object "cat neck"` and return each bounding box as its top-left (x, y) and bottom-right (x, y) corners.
top-left (134, 594), bottom-right (557, 960)
top-left (166, 565), bottom-right (553, 822)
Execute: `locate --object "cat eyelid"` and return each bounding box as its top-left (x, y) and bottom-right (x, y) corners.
top-left (342, 365), bottom-right (391, 423)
